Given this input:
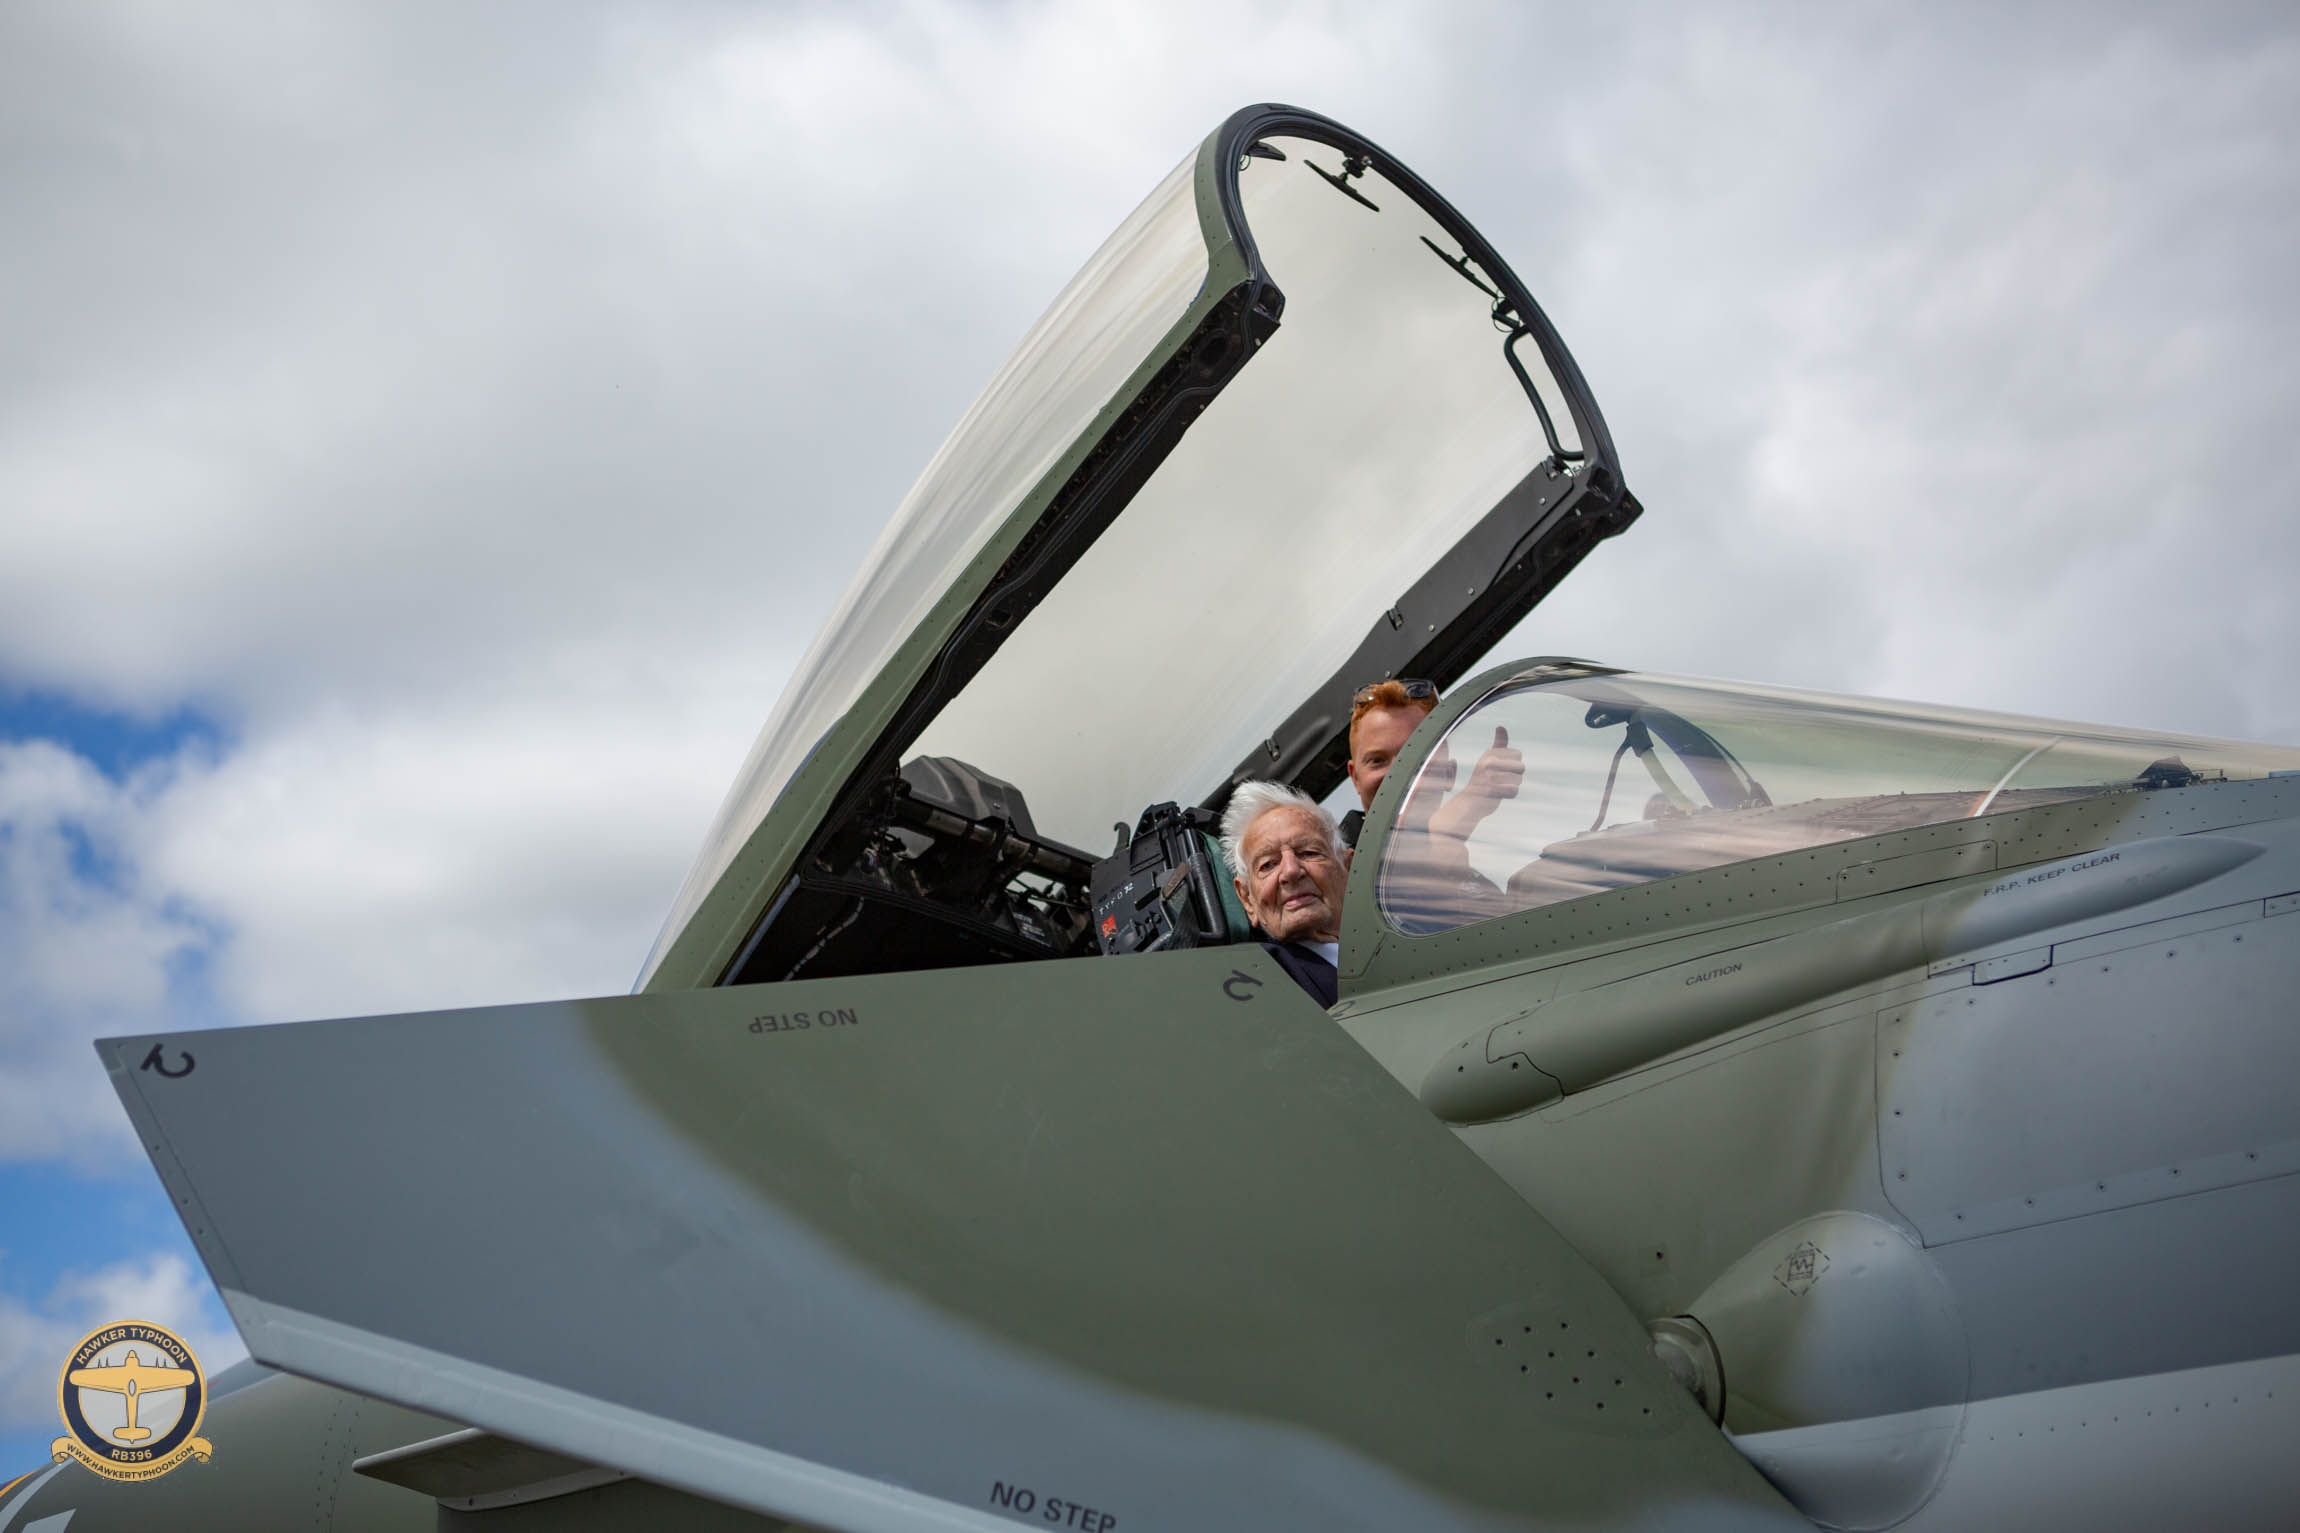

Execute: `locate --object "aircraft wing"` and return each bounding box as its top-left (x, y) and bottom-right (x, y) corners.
top-left (69, 1362), bottom-right (198, 1391)
top-left (101, 945), bottom-right (1794, 1532)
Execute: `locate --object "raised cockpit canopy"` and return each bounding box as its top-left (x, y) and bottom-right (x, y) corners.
top-left (1375, 664), bottom-right (2300, 936)
top-left (641, 105), bottom-right (1634, 991)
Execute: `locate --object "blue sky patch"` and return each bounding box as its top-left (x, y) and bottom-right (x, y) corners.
top-left (0, 1159), bottom-right (233, 1475)
top-left (0, 1161), bottom-right (196, 1289)
top-left (0, 690), bottom-right (227, 782)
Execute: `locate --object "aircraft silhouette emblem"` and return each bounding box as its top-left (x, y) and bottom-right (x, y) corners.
top-left (49, 1322), bottom-right (215, 1482)
top-left (70, 1347), bottom-right (198, 1443)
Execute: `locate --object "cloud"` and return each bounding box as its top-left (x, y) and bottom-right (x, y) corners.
top-left (0, 1249), bottom-right (244, 1435)
top-left (0, 740), bottom-right (216, 1168)
top-left (143, 668), bottom-right (765, 1024)
top-left (0, 0), bottom-right (1400, 725)
top-left (0, 663), bottom-right (766, 1162)
top-left (1483, 4), bottom-right (2300, 741)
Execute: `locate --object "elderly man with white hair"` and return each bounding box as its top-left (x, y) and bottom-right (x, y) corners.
top-left (1219, 781), bottom-right (1349, 1006)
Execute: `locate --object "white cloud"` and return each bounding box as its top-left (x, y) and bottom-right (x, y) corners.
top-left (0, 0), bottom-right (1423, 725)
top-left (0, 741), bottom-right (214, 1168)
top-left (0, 641), bottom-right (777, 1159)
top-left (1485, 5), bottom-right (2300, 741)
top-left (0, 1250), bottom-right (244, 1434)
top-left (143, 663), bottom-right (765, 1024)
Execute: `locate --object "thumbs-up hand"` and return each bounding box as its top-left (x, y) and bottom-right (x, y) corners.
top-left (1430, 723), bottom-right (1524, 841)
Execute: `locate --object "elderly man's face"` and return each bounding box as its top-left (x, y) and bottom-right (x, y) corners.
top-left (1348, 704), bottom-right (1430, 809)
top-left (1234, 805), bottom-right (1346, 944)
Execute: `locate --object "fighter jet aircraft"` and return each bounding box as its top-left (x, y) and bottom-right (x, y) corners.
top-left (7, 102), bottom-right (2297, 1533)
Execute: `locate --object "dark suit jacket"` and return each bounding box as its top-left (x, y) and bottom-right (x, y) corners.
top-left (1261, 938), bottom-right (1339, 1007)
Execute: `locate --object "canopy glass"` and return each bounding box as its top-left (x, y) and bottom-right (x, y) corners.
top-left (905, 136), bottom-right (1573, 855)
top-left (644, 153), bottom-right (1209, 980)
top-left (1376, 667), bottom-right (2300, 934)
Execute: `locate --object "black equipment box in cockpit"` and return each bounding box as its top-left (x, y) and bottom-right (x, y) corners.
top-left (1089, 802), bottom-right (1249, 956)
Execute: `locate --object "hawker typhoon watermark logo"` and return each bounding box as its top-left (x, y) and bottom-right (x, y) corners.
top-left (51, 1321), bottom-right (214, 1482)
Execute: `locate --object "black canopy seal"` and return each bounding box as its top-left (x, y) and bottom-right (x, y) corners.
top-left (1203, 105), bottom-right (1636, 810)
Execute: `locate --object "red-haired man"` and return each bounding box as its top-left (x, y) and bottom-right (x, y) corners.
top-left (1343, 679), bottom-right (1523, 849)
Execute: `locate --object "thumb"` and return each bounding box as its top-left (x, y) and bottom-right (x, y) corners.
top-left (1492, 726), bottom-right (1509, 751)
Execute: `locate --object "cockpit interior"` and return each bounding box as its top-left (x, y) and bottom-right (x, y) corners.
top-left (714, 658), bottom-right (2296, 987)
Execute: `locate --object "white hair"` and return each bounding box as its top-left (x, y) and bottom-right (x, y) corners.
top-left (1219, 781), bottom-right (1341, 883)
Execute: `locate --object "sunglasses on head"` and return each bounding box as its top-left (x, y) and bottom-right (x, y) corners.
top-left (1352, 678), bottom-right (1438, 708)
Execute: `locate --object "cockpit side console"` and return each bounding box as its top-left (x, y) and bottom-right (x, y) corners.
top-left (1089, 802), bottom-right (1251, 956)
top-left (722, 757), bottom-right (1098, 986)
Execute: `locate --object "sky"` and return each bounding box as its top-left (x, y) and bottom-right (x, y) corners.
top-left (5, 0), bottom-right (2300, 1472)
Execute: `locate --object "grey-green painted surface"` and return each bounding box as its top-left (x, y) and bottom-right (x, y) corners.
top-left (2, 1368), bottom-right (445, 1532)
top-left (99, 944), bottom-right (1793, 1531)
